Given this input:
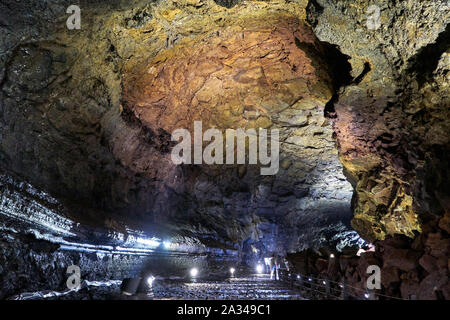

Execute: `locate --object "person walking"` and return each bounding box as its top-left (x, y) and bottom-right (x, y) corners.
top-left (270, 254), bottom-right (279, 280)
top-left (283, 257), bottom-right (290, 272)
top-left (264, 257), bottom-right (271, 273)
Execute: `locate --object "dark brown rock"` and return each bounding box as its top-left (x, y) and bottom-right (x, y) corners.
top-left (382, 246), bottom-right (421, 272)
top-left (356, 252), bottom-right (380, 280)
top-left (425, 232), bottom-right (450, 258)
top-left (381, 266), bottom-right (400, 288)
top-left (411, 233), bottom-right (425, 251)
top-left (315, 258), bottom-right (328, 273)
top-left (419, 254), bottom-right (439, 274)
top-left (418, 271), bottom-right (449, 300)
top-left (441, 282), bottom-right (450, 300)
top-left (438, 212), bottom-right (450, 234)
top-left (400, 280), bottom-right (420, 300)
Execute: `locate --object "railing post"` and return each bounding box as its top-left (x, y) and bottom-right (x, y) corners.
top-left (325, 278), bottom-right (331, 299)
top-left (340, 279), bottom-right (348, 300)
top-left (298, 275), bottom-right (303, 290)
top-left (310, 277), bottom-right (315, 295)
top-left (368, 289), bottom-right (376, 300)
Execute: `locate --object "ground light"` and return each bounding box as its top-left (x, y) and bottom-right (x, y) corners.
top-left (230, 267), bottom-right (235, 276)
top-left (147, 276), bottom-right (155, 286)
top-left (256, 264), bottom-right (263, 274)
top-left (190, 268), bottom-right (198, 278)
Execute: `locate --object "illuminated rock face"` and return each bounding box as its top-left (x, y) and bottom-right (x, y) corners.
top-left (123, 16), bottom-right (332, 133)
top-left (0, 0), bottom-right (448, 254)
top-left (0, 1), bottom-right (355, 253)
top-left (0, 0), bottom-right (449, 300)
top-left (119, 12), bottom-right (355, 252)
top-left (309, 0), bottom-right (450, 242)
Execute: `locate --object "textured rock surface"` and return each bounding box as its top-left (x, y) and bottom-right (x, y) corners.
top-left (120, 5), bottom-right (354, 253)
top-left (288, 217), bottom-right (449, 300)
top-left (308, 0), bottom-right (450, 241)
top-left (0, 0), bottom-right (356, 255)
top-left (0, 0), bottom-right (449, 300)
top-left (0, 171), bottom-right (238, 298)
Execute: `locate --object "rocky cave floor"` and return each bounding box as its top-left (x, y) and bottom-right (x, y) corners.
top-left (0, 0), bottom-right (449, 300)
top-left (11, 275), bottom-right (307, 300)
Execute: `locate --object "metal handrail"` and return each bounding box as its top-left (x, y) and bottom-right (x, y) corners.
top-left (279, 271), bottom-right (406, 300)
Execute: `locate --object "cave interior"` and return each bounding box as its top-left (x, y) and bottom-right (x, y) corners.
top-left (0, 0), bottom-right (449, 301)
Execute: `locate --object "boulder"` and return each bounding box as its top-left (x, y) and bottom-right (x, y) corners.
top-left (418, 271), bottom-right (449, 300)
top-left (356, 252), bottom-right (380, 281)
top-left (381, 266), bottom-right (400, 288)
top-left (425, 232), bottom-right (450, 258)
top-left (382, 246), bottom-right (421, 272)
top-left (438, 212), bottom-right (450, 234)
top-left (380, 236), bottom-right (411, 250)
top-left (315, 258), bottom-right (328, 273)
top-left (419, 254), bottom-right (439, 274)
top-left (411, 233), bottom-right (425, 251)
top-left (441, 282), bottom-right (450, 300)
top-left (400, 280), bottom-right (420, 300)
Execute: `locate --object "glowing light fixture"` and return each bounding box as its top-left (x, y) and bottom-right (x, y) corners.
top-left (230, 267), bottom-right (235, 275)
top-left (147, 276), bottom-right (155, 286)
top-left (364, 293), bottom-right (370, 299)
top-left (297, 275), bottom-right (301, 279)
top-left (330, 254), bottom-right (335, 258)
top-left (256, 264), bottom-right (264, 274)
top-left (163, 241), bottom-right (171, 249)
top-left (190, 268), bottom-right (199, 278)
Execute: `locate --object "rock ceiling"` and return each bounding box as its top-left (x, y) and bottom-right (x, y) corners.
top-left (0, 0), bottom-right (448, 253)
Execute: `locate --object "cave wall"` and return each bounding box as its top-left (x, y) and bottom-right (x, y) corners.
top-left (288, 211), bottom-right (450, 300)
top-left (0, 171), bottom-right (237, 299)
top-left (307, 0), bottom-right (449, 241)
top-left (0, 0), bottom-right (448, 269)
top-left (0, 229), bottom-right (234, 300)
top-left (0, 0), bottom-right (361, 253)
top-left (284, 0), bottom-right (450, 300)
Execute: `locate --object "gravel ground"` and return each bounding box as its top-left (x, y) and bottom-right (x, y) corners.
top-left (11, 274), bottom-right (305, 300)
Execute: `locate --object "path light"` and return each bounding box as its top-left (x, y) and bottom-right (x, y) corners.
top-left (256, 264), bottom-right (263, 274)
top-left (330, 254), bottom-right (335, 258)
top-left (297, 275), bottom-right (301, 279)
top-left (230, 267), bottom-right (235, 276)
top-left (147, 275), bottom-right (155, 286)
top-left (308, 278), bottom-right (312, 282)
top-left (322, 280), bottom-right (327, 285)
top-left (364, 293), bottom-right (370, 299)
top-left (190, 268), bottom-right (198, 278)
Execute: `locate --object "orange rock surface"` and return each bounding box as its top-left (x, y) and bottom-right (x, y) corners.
top-left (123, 15), bottom-right (332, 134)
